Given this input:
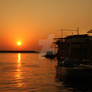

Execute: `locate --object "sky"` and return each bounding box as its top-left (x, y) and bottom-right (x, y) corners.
top-left (0, 0), bottom-right (92, 50)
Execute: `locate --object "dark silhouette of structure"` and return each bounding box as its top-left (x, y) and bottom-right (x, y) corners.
top-left (55, 34), bottom-right (92, 66)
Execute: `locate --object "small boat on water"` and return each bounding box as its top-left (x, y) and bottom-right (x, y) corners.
top-left (44, 51), bottom-right (56, 59)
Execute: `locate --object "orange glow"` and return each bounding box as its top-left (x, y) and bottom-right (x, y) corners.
top-left (17, 41), bottom-right (22, 46)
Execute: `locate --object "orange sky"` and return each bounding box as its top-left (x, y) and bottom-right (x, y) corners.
top-left (0, 0), bottom-right (92, 50)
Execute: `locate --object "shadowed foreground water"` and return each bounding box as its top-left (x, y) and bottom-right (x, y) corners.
top-left (0, 53), bottom-right (92, 92)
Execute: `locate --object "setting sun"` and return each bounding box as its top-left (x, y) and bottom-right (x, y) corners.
top-left (17, 41), bottom-right (22, 46)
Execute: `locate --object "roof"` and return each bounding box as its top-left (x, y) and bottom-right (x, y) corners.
top-left (65, 34), bottom-right (89, 39)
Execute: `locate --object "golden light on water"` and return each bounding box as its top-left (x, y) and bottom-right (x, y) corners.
top-left (18, 53), bottom-right (21, 65)
top-left (17, 53), bottom-right (21, 72)
top-left (15, 53), bottom-right (23, 87)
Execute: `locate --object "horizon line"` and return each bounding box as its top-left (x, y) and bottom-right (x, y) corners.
top-left (0, 50), bottom-right (39, 53)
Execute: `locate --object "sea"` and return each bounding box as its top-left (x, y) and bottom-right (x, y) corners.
top-left (0, 53), bottom-right (92, 92)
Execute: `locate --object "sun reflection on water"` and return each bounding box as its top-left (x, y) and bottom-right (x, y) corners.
top-left (15, 53), bottom-right (23, 87)
top-left (17, 53), bottom-right (21, 69)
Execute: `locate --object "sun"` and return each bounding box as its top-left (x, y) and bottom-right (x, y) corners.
top-left (17, 41), bottom-right (22, 46)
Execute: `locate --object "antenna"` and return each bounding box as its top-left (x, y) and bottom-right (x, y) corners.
top-left (61, 29), bottom-right (63, 38)
top-left (60, 27), bottom-right (80, 37)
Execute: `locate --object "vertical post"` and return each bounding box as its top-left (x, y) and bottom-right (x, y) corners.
top-left (61, 29), bottom-right (63, 38)
top-left (77, 27), bottom-right (79, 35)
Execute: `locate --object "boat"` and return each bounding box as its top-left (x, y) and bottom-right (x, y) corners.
top-left (44, 51), bottom-right (56, 59)
top-left (55, 30), bottom-right (92, 66)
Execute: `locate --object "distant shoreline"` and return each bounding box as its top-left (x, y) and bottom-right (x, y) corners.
top-left (0, 51), bottom-right (39, 53)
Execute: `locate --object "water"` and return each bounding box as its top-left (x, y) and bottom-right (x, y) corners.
top-left (0, 53), bottom-right (92, 92)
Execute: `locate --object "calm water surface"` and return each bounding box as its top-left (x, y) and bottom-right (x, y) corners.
top-left (0, 53), bottom-right (92, 92)
top-left (0, 53), bottom-right (72, 92)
